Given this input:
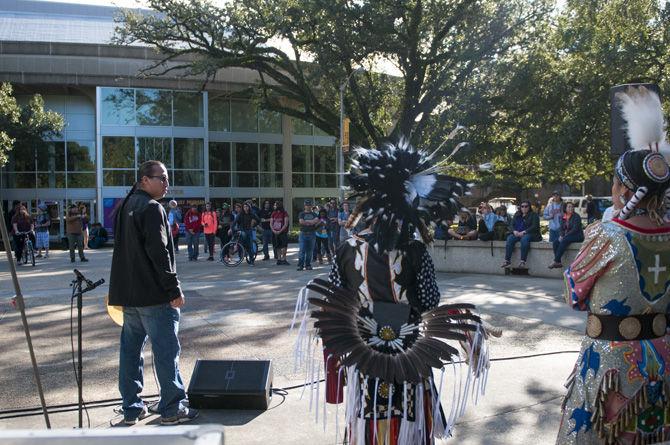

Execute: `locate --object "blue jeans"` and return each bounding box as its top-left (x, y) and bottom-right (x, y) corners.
top-left (240, 229), bottom-right (255, 264)
top-left (505, 234), bottom-right (540, 262)
top-left (298, 232), bottom-right (316, 268)
top-left (119, 304), bottom-right (186, 419)
top-left (328, 228), bottom-right (339, 253)
top-left (185, 231), bottom-right (199, 260)
top-left (262, 228), bottom-right (273, 257)
top-left (548, 228), bottom-right (560, 243)
top-left (553, 233), bottom-right (584, 263)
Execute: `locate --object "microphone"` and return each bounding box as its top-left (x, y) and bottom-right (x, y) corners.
top-left (73, 269), bottom-right (94, 288)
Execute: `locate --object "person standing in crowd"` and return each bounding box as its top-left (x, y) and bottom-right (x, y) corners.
top-left (501, 200), bottom-right (541, 269)
top-left (34, 204), bottom-right (50, 258)
top-left (326, 199), bottom-right (339, 254)
top-left (109, 160), bottom-right (197, 426)
top-left (548, 201), bottom-right (584, 269)
top-left (201, 202), bottom-right (218, 261)
top-left (217, 203), bottom-right (233, 257)
top-left (557, 86), bottom-right (670, 444)
top-left (315, 208), bottom-right (332, 264)
top-left (447, 209), bottom-right (478, 240)
top-left (543, 190), bottom-right (563, 242)
top-left (338, 201), bottom-right (351, 243)
top-left (80, 205), bottom-right (90, 252)
top-left (167, 200), bottom-right (181, 253)
top-left (11, 204), bottom-right (35, 265)
top-left (88, 223), bottom-right (109, 249)
top-left (259, 200), bottom-right (273, 261)
top-left (183, 204), bottom-right (201, 261)
top-left (270, 201), bottom-right (290, 265)
top-left (585, 194), bottom-right (600, 224)
top-left (231, 202), bottom-right (259, 265)
top-left (65, 204), bottom-right (88, 263)
top-left (297, 199), bottom-right (318, 271)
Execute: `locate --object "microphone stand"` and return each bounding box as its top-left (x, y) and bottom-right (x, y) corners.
top-left (70, 270), bottom-right (104, 428)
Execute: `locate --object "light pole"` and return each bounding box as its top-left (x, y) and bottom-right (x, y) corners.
top-left (339, 67), bottom-right (364, 203)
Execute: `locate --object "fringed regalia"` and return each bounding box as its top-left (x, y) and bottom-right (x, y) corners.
top-left (291, 140), bottom-right (490, 444)
top-left (557, 86), bottom-right (670, 444)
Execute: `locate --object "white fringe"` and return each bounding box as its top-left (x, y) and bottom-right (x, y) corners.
top-left (373, 378), bottom-right (379, 442)
top-left (416, 382), bottom-right (425, 445)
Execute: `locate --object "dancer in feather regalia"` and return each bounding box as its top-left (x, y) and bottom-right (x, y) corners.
top-left (556, 86), bottom-right (670, 445)
top-left (292, 139), bottom-right (492, 444)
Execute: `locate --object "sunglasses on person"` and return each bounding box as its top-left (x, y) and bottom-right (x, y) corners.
top-left (148, 175), bottom-right (169, 183)
top-left (520, 204), bottom-right (529, 208)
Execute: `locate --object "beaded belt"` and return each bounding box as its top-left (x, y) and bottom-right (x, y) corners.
top-left (586, 313), bottom-right (668, 341)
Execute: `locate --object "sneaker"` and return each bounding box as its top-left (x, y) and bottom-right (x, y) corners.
top-left (276, 260), bottom-right (281, 265)
top-left (305, 265), bottom-right (313, 271)
top-left (44, 253), bottom-right (49, 259)
top-left (124, 406), bottom-right (150, 426)
top-left (518, 260), bottom-right (527, 269)
top-left (160, 407), bottom-right (199, 425)
top-left (81, 258), bottom-right (89, 262)
top-left (207, 257), bottom-right (214, 261)
top-left (500, 260), bottom-right (511, 268)
top-left (71, 259), bottom-right (76, 263)
top-left (36, 254), bottom-right (43, 258)
top-left (263, 255), bottom-right (270, 261)
top-left (282, 260), bottom-right (290, 265)
top-left (297, 266), bottom-right (304, 271)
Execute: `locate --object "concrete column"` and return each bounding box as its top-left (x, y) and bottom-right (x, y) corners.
top-left (281, 115), bottom-right (293, 225)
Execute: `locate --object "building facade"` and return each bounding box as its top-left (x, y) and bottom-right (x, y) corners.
top-left (0, 1), bottom-right (339, 239)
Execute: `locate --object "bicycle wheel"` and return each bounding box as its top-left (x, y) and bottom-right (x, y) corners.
top-left (221, 241), bottom-right (245, 267)
top-left (27, 240), bottom-right (35, 267)
top-left (22, 240), bottom-right (28, 264)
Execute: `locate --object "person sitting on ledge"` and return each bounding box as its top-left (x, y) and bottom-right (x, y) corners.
top-left (477, 202), bottom-right (503, 241)
top-left (448, 209), bottom-right (478, 240)
top-left (501, 200), bottom-right (542, 269)
top-left (548, 201), bottom-right (583, 269)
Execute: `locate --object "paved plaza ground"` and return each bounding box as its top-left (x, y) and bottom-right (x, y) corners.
top-left (0, 245), bottom-right (585, 444)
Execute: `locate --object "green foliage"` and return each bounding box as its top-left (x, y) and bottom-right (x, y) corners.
top-left (0, 83), bottom-right (64, 167)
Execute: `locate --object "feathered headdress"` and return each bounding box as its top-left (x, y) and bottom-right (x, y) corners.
top-left (347, 138), bottom-right (472, 252)
top-left (613, 86), bottom-right (670, 222)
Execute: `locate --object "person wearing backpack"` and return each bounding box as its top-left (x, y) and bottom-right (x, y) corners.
top-left (477, 203), bottom-right (503, 241)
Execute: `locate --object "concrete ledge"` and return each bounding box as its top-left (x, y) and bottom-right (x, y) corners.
top-left (429, 239), bottom-right (581, 278)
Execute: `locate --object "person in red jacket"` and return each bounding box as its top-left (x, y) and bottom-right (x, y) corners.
top-left (183, 204), bottom-right (202, 261)
top-left (201, 202), bottom-right (218, 261)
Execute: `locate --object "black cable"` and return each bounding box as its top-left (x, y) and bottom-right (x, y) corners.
top-left (1, 349), bottom-right (582, 421)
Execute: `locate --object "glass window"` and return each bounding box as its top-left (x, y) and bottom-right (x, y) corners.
top-left (103, 170), bottom-right (135, 186)
top-left (36, 172), bottom-right (66, 188)
top-left (9, 143), bottom-right (34, 172)
top-left (292, 117), bottom-right (313, 135)
top-left (173, 170), bottom-right (204, 186)
top-left (67, 141), bottom-right (96, 172)
top-left (138, 137), bottom-right (172, 168)
top-left (4, 173), bottom-right (36, 188)
top-left (67, 173), bottom-right (96, 188)
top-left (209, 172), bottom-right (231, 187)
top-left (292, 145), bottom-right (312, 172)
top-left (209, 142), bottom-right (231, 171)
top-left (136, 89), bottom-right (172, 126)
top-left (314, 174), bottom-right (337, 188)
top-left (260, 173), bottom-right (282, 187)
top-left (259, 110), bottom-right (281, 133)
top-left (208, 96), bottom-right (230, 131)
top-left (314, 145), bottom-right (336, 174)
top-left (259, 144), bottom-right (282, 172)
top-left (173, 91), bottom-right (203, 127)
top-left (292, 173), bottom-right (313, 188)
top-left (314, 125), bottom-right (330, 136)
top-left (233, 172), bottom-right (258, 187)
top-left (103, 137), bottom-right (135, 168)
top-left (231, 101), bottom-right (257, 132)
top-left (174, 138), bottom-right (204, 169)
top-left (234, 142), bottom-right (258, 172)
top-left (101, 87), bottom-right (135, 125)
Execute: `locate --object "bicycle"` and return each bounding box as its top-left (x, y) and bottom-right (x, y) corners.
top-left (220, 231), bottom-right (260, 267)
top-left (16, 231), bottom-right (35, 267)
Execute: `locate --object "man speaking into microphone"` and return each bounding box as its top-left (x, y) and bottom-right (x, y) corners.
top-left (109, 160), bottom-right (198, 426)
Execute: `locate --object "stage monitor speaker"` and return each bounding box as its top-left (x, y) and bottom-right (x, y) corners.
top-left (610, 83), bottom-right (662, 156)
top-left (187, 360), bottom-right (273, 410)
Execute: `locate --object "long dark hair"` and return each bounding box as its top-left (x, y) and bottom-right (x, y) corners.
top-left (114, 160), bottom-right (165, 237)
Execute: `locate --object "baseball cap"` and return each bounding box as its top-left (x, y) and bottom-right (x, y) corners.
top-left (304, 199), bottom-right (313, 206)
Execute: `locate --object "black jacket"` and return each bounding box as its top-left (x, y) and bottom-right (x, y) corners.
top-left (109, 189), bottom-right (181, 307)
top-left (560, 213), bottom-right (584, 238)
